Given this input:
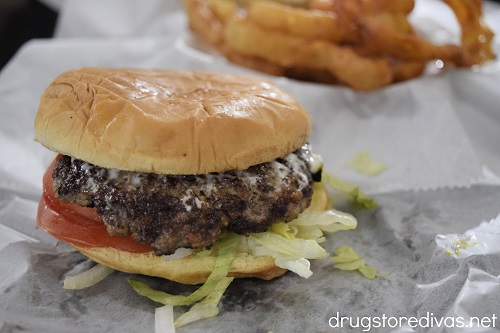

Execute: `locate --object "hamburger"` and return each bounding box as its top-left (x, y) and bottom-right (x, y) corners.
top-left (34, 68), bottom-right (352, 286)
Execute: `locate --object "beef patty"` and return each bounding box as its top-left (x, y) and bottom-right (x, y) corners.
top-left (52, 144), bottom-right (322, 255)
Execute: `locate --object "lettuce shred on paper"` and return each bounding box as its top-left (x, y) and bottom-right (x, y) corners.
top-left (331, 245), bottom-right (378, 279)
top-left (322, 170), bottom-right (378, 210)
top-left (347, 150), bottom-right (387, 176)
top-left (331, 245), bottom-right (393, 280)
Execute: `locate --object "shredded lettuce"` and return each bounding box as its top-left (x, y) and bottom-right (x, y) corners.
top-left (331, 245), bottom-right (379, 279)
top-left (129, 234), bottom-right (238, 307)
top-left (348, 151), bottom-right (386, 176)
top-left (274, 256), bottom-right (313, 278)
top-left (174, 277), bottom-right (233, 327)
top-left (63, 263), bottom-right (114, 290)
top-left (322, 171), bottom-right (377, 210)
top-left (248, 233), bottom-right (327, 278)
top-left (247, 204), bottom-right (357, 278)
top-left (155, 304), bottom-right (175, 333)
top-left (269, 222), bottom-right (297, 239)
top-left (162, 248), bottom-right (194, 262)
top-left (249, 233), bottom-right (329, 259)
top-left (289, 209), bottom-right (358, 234)
top-left (129, 234), bottom-right (238, 329)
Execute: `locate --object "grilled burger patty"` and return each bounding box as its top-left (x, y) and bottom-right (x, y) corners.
top-left (52, 144), bottom-right (322, 255)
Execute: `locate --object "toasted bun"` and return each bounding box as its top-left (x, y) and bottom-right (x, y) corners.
top-left (74, 245), bottom-right (287, 285)
top-left (34, 68), bottom-right (311, 174)
top-left (71, 183), bottom-right (329, 285)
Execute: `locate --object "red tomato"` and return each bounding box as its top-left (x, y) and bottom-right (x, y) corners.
top-left (36, 156), bottom-right (153, 253)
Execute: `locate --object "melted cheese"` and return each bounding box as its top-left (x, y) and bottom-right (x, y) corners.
top-left (76, 144), bottom-right (322, 213)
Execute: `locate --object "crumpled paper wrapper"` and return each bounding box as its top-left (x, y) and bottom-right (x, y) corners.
top-left (2, 187), bottom-right (500, 332)
top-left (1, 0), bottom-right (500, 331)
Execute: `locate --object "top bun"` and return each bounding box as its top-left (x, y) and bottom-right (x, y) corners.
top-left (34, 68), bottom-right (311, 174)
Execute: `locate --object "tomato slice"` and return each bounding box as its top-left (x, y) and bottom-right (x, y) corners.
top-left (36, 156), bottom-right (153, 253)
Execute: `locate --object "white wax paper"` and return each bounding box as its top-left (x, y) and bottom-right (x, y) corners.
top-left (1, 0), bottom-right (500, 332)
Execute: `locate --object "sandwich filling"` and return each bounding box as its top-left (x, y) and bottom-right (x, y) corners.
top-left (52, 144), bottom-right (323, 255)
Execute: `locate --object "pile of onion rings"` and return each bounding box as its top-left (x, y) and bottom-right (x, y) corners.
top-left (183, 0), bottom-right (495, 91)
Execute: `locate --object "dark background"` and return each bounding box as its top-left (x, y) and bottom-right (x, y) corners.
top-left (0, 0), bottom-right (58, 71)
top-left (0, 0), bottom-right (499, 72)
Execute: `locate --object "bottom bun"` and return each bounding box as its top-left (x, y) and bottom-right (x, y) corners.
top-left (74, 245), bottom-right (287, 285)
